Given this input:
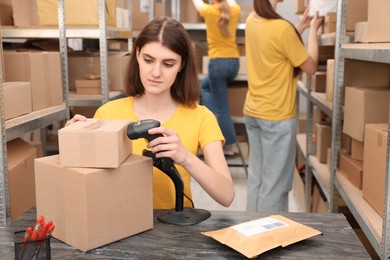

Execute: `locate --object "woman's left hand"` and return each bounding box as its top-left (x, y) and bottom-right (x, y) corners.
top-left (146, 127), bottom-right (189, 166)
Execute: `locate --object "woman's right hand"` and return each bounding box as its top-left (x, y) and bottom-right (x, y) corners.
top-left (310, 11), bottom-right (324, 31)
top-left (65, 114), bottom-right (87, 127)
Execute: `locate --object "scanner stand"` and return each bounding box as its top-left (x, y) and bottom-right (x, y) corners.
top-left (142, 150), bottom-right (211, 225)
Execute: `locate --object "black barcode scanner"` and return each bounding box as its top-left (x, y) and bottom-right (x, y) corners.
top-left (127, 119), bottom-right (211, 225)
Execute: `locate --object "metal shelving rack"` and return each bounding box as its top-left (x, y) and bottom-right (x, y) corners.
top-left (0, 0), bottom-right (134, 228)
top-left (328, 0), bottom-right (390, 258)
top-left (0, 1), bottom-right (69, 227)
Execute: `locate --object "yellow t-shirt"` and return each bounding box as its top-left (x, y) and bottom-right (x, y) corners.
top-left (244, 14), bottom-right (309, 120)
top-left (199, 4), bottom-right (240, 58)
top-left (94, 97), bottom-right (225, 209)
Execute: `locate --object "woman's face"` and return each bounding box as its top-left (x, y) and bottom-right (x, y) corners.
top-left (136, 42), bottom-right (182, 96)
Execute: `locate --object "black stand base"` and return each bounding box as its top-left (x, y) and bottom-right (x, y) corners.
top-left (157, 208), bottom-right (211, 226)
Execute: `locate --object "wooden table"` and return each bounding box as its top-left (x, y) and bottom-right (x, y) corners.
top-left (0, 208), bottom-right (370, 259)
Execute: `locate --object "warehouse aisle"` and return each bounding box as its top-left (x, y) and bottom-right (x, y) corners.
top-left (191, 166), bottom-right (301, 212)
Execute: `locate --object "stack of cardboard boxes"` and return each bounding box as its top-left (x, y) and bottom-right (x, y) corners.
top-left (35, 119), bottom-right (153, 252)
top-left (297, 0), bottom-right (390, 221)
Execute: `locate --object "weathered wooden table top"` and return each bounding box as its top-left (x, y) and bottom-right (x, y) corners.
top-left (0, 208), bottom-right (370, 259)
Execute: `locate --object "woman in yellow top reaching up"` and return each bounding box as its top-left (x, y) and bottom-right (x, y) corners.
top-left (245, 0), bottom-right (323, 213)
top-left (192, 0), bottom-right (241, 157)
top-left (65, 17), bottom-right (235, 210)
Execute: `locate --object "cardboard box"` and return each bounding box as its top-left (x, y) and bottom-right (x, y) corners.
top-left (365, 0), bottom-right (390, 42)
top-left (354, 22), bottom-right (369, 43)
top-left (295, 0), bottom-right (306, 14)
top-left (35, 154), bottom-right (153, 252)
top-left (344, 60), bottom-right (390, 88)
top-left (3, 51), bottom-right (63, 111)
top-left (311, 71), bottom-right (327, 93)
top-left (339, 151), bottom-right (363, 190)
top-left (7, 138), bottom-right (37, 221)
top-left (132, 0), bottom-right (149, 31)
top-left (325, 59), bottom-right (334, 103)
top-left (68, 51), bottom-right (130, 91)
top-left (346, 0), bottom-right (368, 32)
top-left (11, 0), bottom-right (38, 27)
top-left (293, 169), bottom-right (305, 211)
top-left (75, 79), bottom-right (102, 88)
top-left (58, 119), bottom-right (132, 168)
top-left (179, 0), bottom-right (203, 23)
top-left (315, 123), bottom-right (332, 163)
top-left (0, 0), bottom-right (13, 26)
top-left (3, 82), bottom-right (32, 120)
top-left (343, 87), bottom-right (390, 142)
top-left (363, 123), bottom-right (387, 217)
top-left (351, 138), bottom-right (364, 161)
top-left (227, 83), bottom-right (247, 117)
top-left (36, 0), bottom-right (116, 27)
top-left (75, 79), bottom-right (112, 95)
top-left (311, 183), bottom-right (328, 213)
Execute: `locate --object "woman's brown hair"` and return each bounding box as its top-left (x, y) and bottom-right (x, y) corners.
top-left (125, 16), bottom-right (200, 108)
top-left (216, 0), bottom-right (232, 37)
top-left (253, 0), bottom-right (303, 76)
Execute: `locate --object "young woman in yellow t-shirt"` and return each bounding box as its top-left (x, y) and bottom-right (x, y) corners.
top-left (192, 0), bottom-right (241, 157)
top-left (66, 17), bottom-right (235, 210)
top-left (244, 0), bottom-right (323, 212)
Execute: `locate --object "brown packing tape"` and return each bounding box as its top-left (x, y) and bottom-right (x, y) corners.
top-left (202, 215), bottom-right (322, 258)
top-left (81, 119), bottom-right (107, 130)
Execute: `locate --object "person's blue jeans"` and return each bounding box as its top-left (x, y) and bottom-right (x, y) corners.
top-left (245, 115), bottom-right (297, 212)
top-left (201, 58), bottom-right (239, 146)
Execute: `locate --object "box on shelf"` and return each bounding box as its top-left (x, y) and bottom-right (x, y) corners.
top-left (295, 0), bottom-right (306, 14)
top-left (293, 169), bottom-right (305, 211)
top-left (343, 87), bottom-right (390, 142)
top-left (325, 59), bottom-right (334, 103)
top-left (323, 12), bottom-right (336, 34)
top-left (308, 71), bottom-right (327, 93)
top-left (58, 119), bottom-right (132, 168)
top-left (339, 151), bottom-right (363, 190)
top-left (0, 0), bottom-right (13, 26)
top-left (318, 46), bottom-right (335, 64)
top-left (3, 51), bottom-right (63, 111)
top-left (68, 51), bottom-right (130, 92)
top-left (7, 138), bottom-right (37, 222)
top-left (365, 0), bottom-right (390, 43)
top-left (37, 0), bottom-right (116, 27)
top-left (35, 154), bottom-right (153, 252)
top-left (75, 79), bottom-right (102, 95)
top-left (227, 82), bottom-right (247, 117)
top-left (180, 0), bottom-right (203, 23)
top-left (3, 82), bottom-right (32, 120)
top-left (351, 138), bottom-right (364, 161)
top-left (346, 0), bottom-right (368, 32)
top-left (344, 60), bottom-right (390, 88)
top-left (315, 123), bottom-right (332, 164)
top-left (363, 123), bottom-right (387, 217)
top-left (311, 182), bottom-right (328, 213)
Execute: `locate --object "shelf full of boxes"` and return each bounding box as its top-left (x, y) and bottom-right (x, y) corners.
top-left (0, 0), bottom-right (134, 227)
top-left (295, 0), bottom-right (390, 258)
